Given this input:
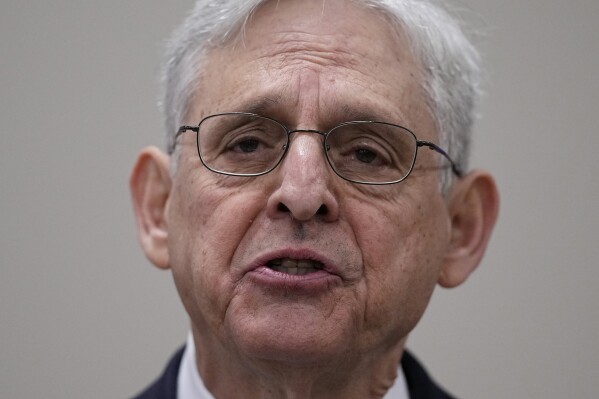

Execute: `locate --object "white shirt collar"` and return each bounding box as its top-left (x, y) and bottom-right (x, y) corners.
top-left (177, 333), bottom-right (215, 399)
top-left (178, 332), bottom-right (409, 399)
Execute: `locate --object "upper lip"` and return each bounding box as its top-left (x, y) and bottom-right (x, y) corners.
top-left (244, 247), bottom-right (340, 276)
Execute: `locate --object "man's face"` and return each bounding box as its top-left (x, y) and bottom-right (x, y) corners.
top-left (167, 0), bottom-right (452, 365)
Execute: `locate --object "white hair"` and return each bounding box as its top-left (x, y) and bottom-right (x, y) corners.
top-left (161, 0), bottom-right (482, 187)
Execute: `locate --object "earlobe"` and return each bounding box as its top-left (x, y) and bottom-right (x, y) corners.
top-left (438, 170), bottom-right (499, 288)
top-left (129, 146), bottom-right (172, 269)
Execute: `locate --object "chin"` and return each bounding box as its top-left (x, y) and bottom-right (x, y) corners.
top-left (225, 302), bottom-right (356, 366)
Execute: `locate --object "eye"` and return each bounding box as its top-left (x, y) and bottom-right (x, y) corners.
top-left (228, 136), bottom-right (263, 153)
top-left (354, 148), bottom-right (378, 164)
top-left (337, 138), bottom-right (392, 167)
top-left (219, 120), bottom-right (277, 155)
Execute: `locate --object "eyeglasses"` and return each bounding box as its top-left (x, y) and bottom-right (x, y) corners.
top-left (176, 112), bottom-right (462, 185)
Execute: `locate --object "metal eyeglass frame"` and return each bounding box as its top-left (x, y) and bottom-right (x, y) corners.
top-left (175, 112), bottom-right (463, 185)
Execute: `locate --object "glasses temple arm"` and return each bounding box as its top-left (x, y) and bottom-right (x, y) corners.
top-left (175, 125), bottom-right (199, 139)
top-left (417, 141), bottom-right (464, 178)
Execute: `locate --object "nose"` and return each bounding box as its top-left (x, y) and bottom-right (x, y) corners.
top-left (266, 133), bottom-right (339, 222)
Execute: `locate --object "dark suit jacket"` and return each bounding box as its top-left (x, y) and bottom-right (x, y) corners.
top-left (133, 347), bottom-right (456, 399)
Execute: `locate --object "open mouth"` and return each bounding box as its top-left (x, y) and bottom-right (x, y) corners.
top-left (266, 258), bottom-right (325, 275)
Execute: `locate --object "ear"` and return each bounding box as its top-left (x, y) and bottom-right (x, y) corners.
top-left (438, 170), bottom-right (499, 288)
top-left (129, 146), bottom-right (172, 269)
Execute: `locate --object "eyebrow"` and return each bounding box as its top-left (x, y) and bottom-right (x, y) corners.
top-left (234, 96), bottom-right (282, 116)
top-left (337, 105), bottom-right (380, 122)
top-left (220, 96), bottom-right (409, 128)
top-left (337, 104), bottom-right (408, 126)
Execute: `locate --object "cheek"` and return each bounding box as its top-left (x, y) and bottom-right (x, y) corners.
top-left (166, 173), bottom-right (266, 332)
top-left (346, 193), bottom-right (448, 339)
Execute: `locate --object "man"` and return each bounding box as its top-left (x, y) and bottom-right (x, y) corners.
top-left (130, 0), bottom-right (499, 398)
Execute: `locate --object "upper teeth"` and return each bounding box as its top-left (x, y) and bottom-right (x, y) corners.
top-left (268, 258), bottom-right (323, 275)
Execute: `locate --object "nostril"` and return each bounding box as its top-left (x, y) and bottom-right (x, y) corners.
top-left (276, 202), bottom-right (328, 217)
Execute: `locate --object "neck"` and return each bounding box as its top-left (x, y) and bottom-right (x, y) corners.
top-left (191, 326), bottom-right (406, 399)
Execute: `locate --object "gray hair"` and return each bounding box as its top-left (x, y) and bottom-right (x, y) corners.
top-left (161, 0), bottom-right (482, 187)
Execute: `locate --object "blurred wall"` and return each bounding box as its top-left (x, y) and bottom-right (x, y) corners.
top-left (2, 1), bottom-right (598, 397)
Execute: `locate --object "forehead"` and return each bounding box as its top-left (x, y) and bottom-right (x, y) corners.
top-left (191, 0), bottom-right (431, 130)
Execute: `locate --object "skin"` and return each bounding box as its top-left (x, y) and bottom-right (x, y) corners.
top-left (130, 0), bottom-right (499, 398)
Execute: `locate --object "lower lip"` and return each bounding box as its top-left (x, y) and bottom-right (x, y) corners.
top-left (246, 266), bottom-right (343, 294)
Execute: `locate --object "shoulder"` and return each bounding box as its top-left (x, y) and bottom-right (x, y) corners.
top-left (401, 351), bottom-right (458, 399)
top-left (131, 347), bottom-right (185, 399)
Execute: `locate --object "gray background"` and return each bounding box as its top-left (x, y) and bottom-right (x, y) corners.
top-left (2, 1), bottom-right (598, 398)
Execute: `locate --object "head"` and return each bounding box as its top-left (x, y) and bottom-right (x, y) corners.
top-left (130, 0), bottom-right (498, 387)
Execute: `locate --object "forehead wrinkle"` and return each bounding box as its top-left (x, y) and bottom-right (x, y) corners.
top-left (256, 31), bottom-right (360, 70)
